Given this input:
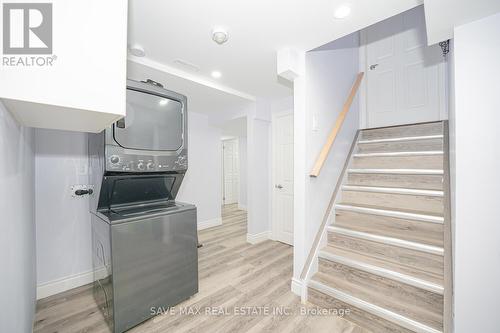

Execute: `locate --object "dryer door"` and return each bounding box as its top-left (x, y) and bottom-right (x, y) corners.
top-left (114, 88), bottom-right (184, 151)
top-left (97, 173), bottom-right (185, 210)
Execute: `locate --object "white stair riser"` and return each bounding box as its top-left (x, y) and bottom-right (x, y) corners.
top-left (361, 123), bottom-right (443, 141)
top-left (328, 232), bottom-right (444, 278)
top-left (335, 210), bottom-right (444, 247)
top-left (317, 259), bottom-right (444, 330)
top-left (341, 191), bottom-right (444, 215)
top-left (357, 138), bottom-right (443, 154)
top-left (352, 155), bottom-right (443, 170)
top-left (347, 173), bottom-right (443, 190)
top-left (308, 287), bottom-right (416, 333)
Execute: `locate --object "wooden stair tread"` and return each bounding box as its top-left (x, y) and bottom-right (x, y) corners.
top-left (347, 172), bottom-right (444, 191)
top-left (360, 122), bottom-right (443, 141)
top-left (321, 245), bottom-right (443, 286)
top-left (318, 249), bottom-right (444, 294)
top-left (353, 151), bottom-right (443, 157)
top-left (311, 271), bottom-right (443, 331)
top-left (341, 185), bottom-right (443, 196)
top-left (308, 280), bottom-right (444, 333)
top-left (334, 207), bottom-right (444, 247)
top-left (356, 138), bottom-right (443, 154)
top-left (336, 203), bottom-right (444, 221)
top-left (351, 153), bottom-right (443, 170)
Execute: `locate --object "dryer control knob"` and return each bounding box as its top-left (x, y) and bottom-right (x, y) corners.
top-left (109, 155), bottom-right (120, 164)
top-left (146, 162), bottom-right (154, 170)
top-left (137, 162), bottom-right (145, 170)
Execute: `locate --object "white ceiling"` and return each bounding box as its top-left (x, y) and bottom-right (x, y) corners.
top-left (424, 0), bottom-right (500, 44)
top-left (127, 61), bottom-right (254, 118)
top-left (128, 0), bottom-right (423, 101)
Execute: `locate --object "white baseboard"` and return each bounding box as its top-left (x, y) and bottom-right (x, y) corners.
top-left (197, 217), bottom-right (222, 230)
top-left (291, 277), bottom-right (303, 297)
top-left (246, 231), bottom-right (270, 244)
top-left (237, 204), bottom-right (247, 211)
top-left (36, 267), bottom-right (107, 300)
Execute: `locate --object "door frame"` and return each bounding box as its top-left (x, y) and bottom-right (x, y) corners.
top-left (221, 138), bottom-right (239, 205)
top-left (271, 110), bottom-right (294, 245)
top-left (358, 25), bottom-right (448, 129)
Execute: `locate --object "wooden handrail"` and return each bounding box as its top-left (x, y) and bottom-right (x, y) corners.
top-left (309, 72), bottom-right (364, 177)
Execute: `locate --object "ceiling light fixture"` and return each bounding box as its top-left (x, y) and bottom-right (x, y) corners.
top-left (334, 5), bottom-right (351, 19)
top-left (211, 71), bottom-right (222, 79)
top-left (128, 44), bottom-right (146, 57)
top-left (212, 28), bottom-right (229, 45)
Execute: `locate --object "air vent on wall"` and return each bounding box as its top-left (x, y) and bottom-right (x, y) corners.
top-left (173, 59), bottom-right (200, 72)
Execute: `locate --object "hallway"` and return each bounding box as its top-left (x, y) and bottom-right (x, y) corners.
top-left (34, 205), bottom-right (364, 333)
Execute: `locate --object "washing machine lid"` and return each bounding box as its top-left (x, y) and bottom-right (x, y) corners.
top-left (95, 200), bottom-right (195, 224)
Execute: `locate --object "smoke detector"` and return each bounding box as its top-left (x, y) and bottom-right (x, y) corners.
top-left (212, 28), bottom-right (229, 45)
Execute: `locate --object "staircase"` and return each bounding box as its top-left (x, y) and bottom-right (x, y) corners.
top-left (306, 122), bottom-right (450, 333)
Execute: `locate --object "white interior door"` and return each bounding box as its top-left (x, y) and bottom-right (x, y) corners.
top-left (222, 139), bottom-right (239, 205)
top-left (364, 6), bottom-right (446, 128)
top-left (272, 111), bottom-right (294, 245)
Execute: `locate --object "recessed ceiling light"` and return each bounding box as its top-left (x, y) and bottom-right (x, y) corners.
top-left (211, 71), bottom-right (222, 79)
top-left (334, 5), bottom-right (351, 19)
top-left (212, 28), bottom-right (229, 45)
top-left (128, 44), bottom-right (146, 57)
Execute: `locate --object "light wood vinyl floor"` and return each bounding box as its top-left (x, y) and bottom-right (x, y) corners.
top-left (34, 204), bottom-right (365, 333)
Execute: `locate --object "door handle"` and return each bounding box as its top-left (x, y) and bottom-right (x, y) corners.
top-left (369, 64), bottom-right (379, 70)
top-left (275, 184), bottom-right (283, 189)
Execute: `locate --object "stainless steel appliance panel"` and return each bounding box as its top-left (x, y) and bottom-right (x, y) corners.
top-left (111, 207), bottom-right (198, 333)
top-left (96, 174), bottom-right (184, 211)
top-left (104, 144), bottom-right (187, 173)
top-left (89, 79), bottom-right (197, 333)
top-left (115, 89), bottom-right (183, 151)
top-left (91, 213), bottom-right (114, 331)
top-left (102, 79), bottom-right (188, 173)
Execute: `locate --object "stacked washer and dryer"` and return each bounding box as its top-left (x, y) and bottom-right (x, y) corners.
top-left (89, 79), bottom-right (198, 333)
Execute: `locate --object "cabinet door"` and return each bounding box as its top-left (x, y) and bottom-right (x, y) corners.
top-left (0, 0), bottom-right (128, 133)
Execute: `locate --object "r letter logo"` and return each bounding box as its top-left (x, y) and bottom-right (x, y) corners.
top-left (3, 3), bottom-right (53, 54)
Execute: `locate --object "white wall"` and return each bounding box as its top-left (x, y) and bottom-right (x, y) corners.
top-left (35, 129), bottom-right (92, 297)
top-left (238, 137), bottom-right (248, 209)
top-left (177, 112), bottom-right (223, 227)
top-left (452, 12), bottom-right (500, 333)
top-left (246, 101), bottom-right (272, 239)
top-left (447, 39), bottom-right (456, 298)
top-left (293, 33), bottom-right (360, 282)
top-left (0, 102), bottom-right (36, 332)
